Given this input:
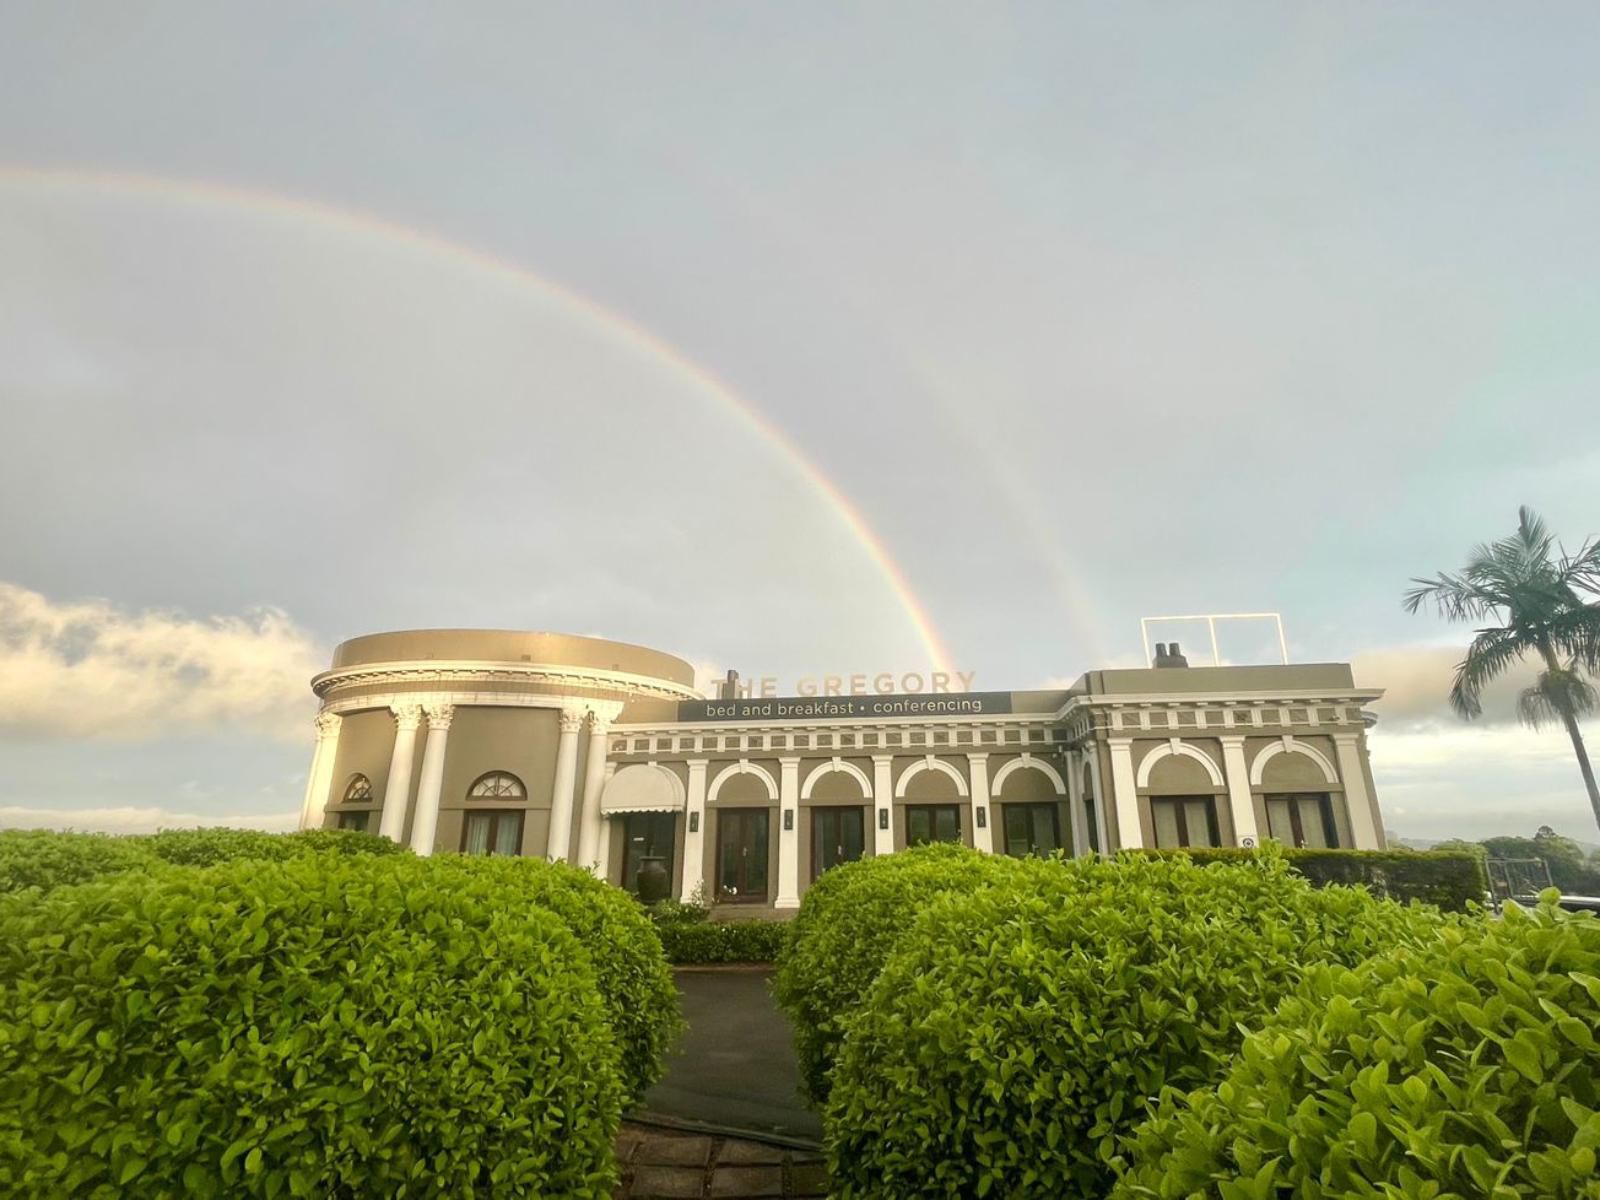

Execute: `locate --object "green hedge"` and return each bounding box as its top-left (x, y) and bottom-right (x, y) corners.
top-left (773, 843), bottom-right (1022, 1102)
top-left (0, 852), bottom-right (623, 1198)
top-left (0, 830), bottom-right (157, 895)
top-left (142, 826), bottom-right (407, 867)
top-left (658, 919), bottom-right (790, 964)
top-left (430, 855), bottom-right (679, 1103)
top-left (824, 852), bottom-right (1444, 1199)
top-left (1145, 846), bottom-right (1488, 911)
top-left (1115, 894), bottom-right (1600, 1199)
top-left (0, 828), bottom-right (408, 898)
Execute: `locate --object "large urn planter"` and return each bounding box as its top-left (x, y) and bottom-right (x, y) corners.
top-left (636, 855), bottom-right (670, 904)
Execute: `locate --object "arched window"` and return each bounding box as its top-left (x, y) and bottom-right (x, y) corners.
top-left (468, 772), bottom-right (526, 799)
top-left (343, 774), bottom-right (373, 803)
top-left (463, 771), bottom-right (527, 856)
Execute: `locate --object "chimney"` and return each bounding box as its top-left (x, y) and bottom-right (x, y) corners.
top-left (1153, 642), bottom-right (1189, 668)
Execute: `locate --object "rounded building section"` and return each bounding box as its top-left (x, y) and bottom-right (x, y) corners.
top-left (300, 629), bottom-right (700, 863)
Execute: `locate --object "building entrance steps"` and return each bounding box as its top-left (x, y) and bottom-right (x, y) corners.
top-left (614, 1124), bottom-right (828, 1200)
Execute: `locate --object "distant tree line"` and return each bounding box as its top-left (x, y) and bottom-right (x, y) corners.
top-left (1431, 825), bottom-right (1600, 894)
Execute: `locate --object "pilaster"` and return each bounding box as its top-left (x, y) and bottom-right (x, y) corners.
top-left (1219, 735), bottom-right (1260, 849)
top-left (1333, 732), bottom-right (1382, 849)
top-left (871, 755), bottom-right (894, 856)
top-left (681, 759), bottom-right (709, 902)
top-left (1107, 737), bottom-right (1142, 850)
top-left (775, 756), bottom-right (801, 909)
top-left (967, 753), bottom-right (994, 853)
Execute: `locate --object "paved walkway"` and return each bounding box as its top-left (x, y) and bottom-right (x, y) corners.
top-left (636, 967), bottom-right (823, 1144)
top-left (615, 1124), bottom-right (827, 1199)
top-left (620, 967), bottom-right (827, 1198)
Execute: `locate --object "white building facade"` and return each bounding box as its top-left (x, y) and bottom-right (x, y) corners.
top-left (303, 630), bottom-right (1386, 910)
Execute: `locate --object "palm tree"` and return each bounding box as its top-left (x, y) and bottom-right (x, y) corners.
top-left (1404, 506), bottom-right (1600, 835)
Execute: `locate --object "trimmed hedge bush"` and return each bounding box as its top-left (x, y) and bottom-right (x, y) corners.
top-left (430, 854), bottom-right (679, 1103)
top-left (0, 852), bottom-right (623, 1198)
top-left (658, 919), bottom-right (790, 964)
top-left (1114, 895), bottom-right (1600, 1200)
top-left (824, 852), bottom-right (1444, 1198)
top-left (1148, 845), bottom-right (1488, 911)
top-left (773, 843), bottom-right (1022, 1102)
top-left (0, 829), bottom-right (157, 895)
top-left (142, 826), bottom-right (407, 867)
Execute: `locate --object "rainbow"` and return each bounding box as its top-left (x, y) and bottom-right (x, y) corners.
top-left (0, 164), bottom-right (956, 677)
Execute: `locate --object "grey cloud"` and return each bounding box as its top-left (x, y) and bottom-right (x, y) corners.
top-left (1354, 642), bottom-right (1545, 731)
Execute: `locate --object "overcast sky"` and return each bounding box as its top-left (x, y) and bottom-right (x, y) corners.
top-left (2, 3), bottom-right (1599, 843)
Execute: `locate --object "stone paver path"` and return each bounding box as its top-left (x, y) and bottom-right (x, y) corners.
top-left (614, 1124), bottom-right (828, 1199)
top-left (637, 967), bottom-right (822, 1144)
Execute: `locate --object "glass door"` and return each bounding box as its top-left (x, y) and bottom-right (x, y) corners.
top-left (1264, 793), bottom-right (1338, 848)
top-left (621, 812), bottom-right (677, 893)
top-left (906, 804), bottom-right (962, 846)
top-left (812, 807), bottom-right (866, 880)
top-left (716, 808), bottom-right (770, 902)
top-left (1003, 803), bottom-right (1061, 857)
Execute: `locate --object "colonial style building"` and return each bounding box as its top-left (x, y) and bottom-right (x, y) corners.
top-left (302, 629), bottom-right (1385, 909)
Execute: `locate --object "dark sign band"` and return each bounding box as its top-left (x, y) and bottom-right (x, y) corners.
top-left (676, 693), bottom-right (1013, 722)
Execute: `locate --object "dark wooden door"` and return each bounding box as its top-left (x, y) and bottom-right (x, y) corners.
top-left (716, 808), bottom-right (770, 901)
top-left (812, 807), bottom-right (866, 880)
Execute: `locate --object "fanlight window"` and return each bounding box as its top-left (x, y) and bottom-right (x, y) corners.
top-left (343, 775), bottom-right (373, 803)
top-left (469, 772), bottom-right (526, 799)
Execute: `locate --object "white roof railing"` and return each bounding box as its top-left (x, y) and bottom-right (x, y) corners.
top-left (1139, 612), bottom-right (1289, 668)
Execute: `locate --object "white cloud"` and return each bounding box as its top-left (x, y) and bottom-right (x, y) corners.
top-left (0, 805), bottom-right (298, 834)
top-left (0, 583), bottom-right (323, 743)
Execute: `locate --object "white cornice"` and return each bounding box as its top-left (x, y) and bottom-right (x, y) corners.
top-left (320, 691), bottom-right (629, 719)
top-left (613, 711), bottom-right (1058, 734)
top-left (312, 659), bottom-right (702, 703)
top-left (1054, 687), bottom-right (1383, 720)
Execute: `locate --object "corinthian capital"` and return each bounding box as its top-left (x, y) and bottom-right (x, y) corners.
top-left (558, 705), bottom-right (587, 734)
top-left (314, 711), bottom-right (342, 739)
top-left (391, 703), bottom-right (424, 732)
top-left (424, 702), bottom-right (456, 731)
top-left (587, 700), bottom-right (623, 737)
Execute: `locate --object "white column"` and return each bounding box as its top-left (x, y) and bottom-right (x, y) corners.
top-left (1219, 736), bottom-right (1260, 849)
top-left (1333, 733), bottom-right (1381, 849)
top-left (775, 756), bottom-right (801, 909)
top-left (378, 705), bottom-right (424, 843)
top-left (872, 755), bottom-right (894, 856)
top-left (574, 708), bottom-right (620, 872)
top-left (680, 759), bottom-right (709, 902)
top-left (299, 712), bottom-right (342, 830)
top-left (545, 705), bottom-right (586, 862)
top-left (1107, 737), bottom-right (1143, 850)
top-left (1085, 743), bottom-right (1108, 852)
top-left (598, 764), bottom-right (614, 876)
top-left (1065, 749), bottom-right (1090, 857)
top-left (967, 753), bottom-right (995, 853)
top-left (408, 703), bottom-right (454, 856)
